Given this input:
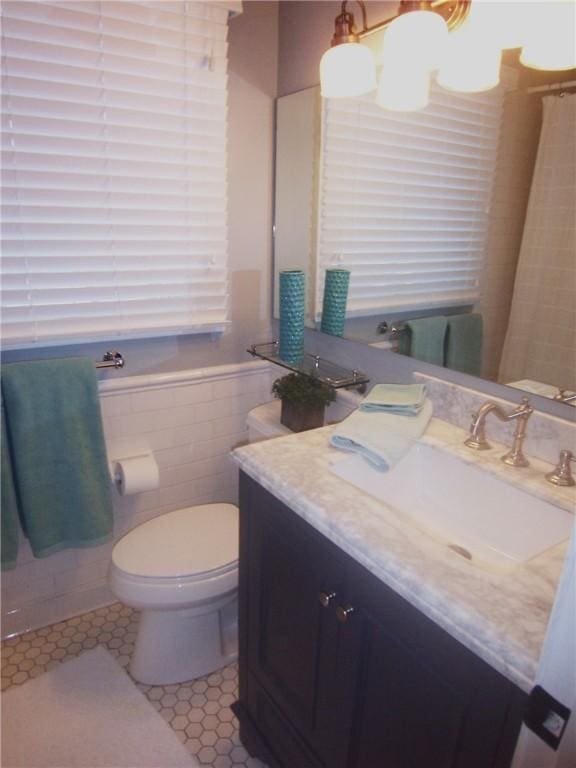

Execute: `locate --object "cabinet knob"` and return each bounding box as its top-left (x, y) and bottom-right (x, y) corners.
top-left (319, 591), bottom-right (337, 608)
top-left (336, 604), bottom-right (355, 623)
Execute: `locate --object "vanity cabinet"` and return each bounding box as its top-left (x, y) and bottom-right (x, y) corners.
top-left (234, 472), bottom-right (527, 768)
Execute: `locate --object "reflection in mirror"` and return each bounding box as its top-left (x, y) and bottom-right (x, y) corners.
top-left (274, 88), bottom-right (320, 329)
top-left (274, 75), bottom-right (576, 406)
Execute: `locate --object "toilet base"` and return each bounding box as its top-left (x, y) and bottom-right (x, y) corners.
top-left (130, 593), bottom-right (238, 685)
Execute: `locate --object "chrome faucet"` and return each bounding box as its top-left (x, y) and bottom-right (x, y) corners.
top-left (465, 396), bottom-right (534, 467)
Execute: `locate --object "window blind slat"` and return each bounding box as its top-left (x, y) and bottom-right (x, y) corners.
top-left (2, 189), bottom-right (226, 212)
top-left (1, 1), bottom-right (230, 348)
top-left (317, 79), bottom-right (506, 316)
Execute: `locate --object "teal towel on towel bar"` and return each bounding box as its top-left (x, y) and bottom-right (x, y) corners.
top-left (1, 358), bottom-right (113, 559)
top-left (398, 316), bottom-right (447, 366)
top-left (359, 383), bottom-right (426, 416)
top-left (445, 313), bottom-right (483, 376)
top-left (1, 409), bottom-right (20, 570)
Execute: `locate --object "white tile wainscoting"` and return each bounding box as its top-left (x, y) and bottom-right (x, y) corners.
top-left (1, 360), bottom-right (277, 639)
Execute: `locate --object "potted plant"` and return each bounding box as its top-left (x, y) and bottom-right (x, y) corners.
top-left (272, 372), bottom-right (336, 433)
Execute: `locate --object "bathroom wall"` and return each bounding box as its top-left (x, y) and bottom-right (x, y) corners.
top-left (1, 1), bottom-right (279, 377)
top-left (1, 361), bottom-right (276, 638)
top-left (3, 0), bottom-right (575, 644)
top-left (0, 0), bottom-right (283, 638)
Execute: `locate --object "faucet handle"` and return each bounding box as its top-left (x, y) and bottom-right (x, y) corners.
top-left (514, 396), bottom-right (533, 415)
top-left (464, 410), bottom-right (491, 450)
top-left (501, 397), bottom-right (533, 468)
top-left (546, 450), bottom-right (576, 487)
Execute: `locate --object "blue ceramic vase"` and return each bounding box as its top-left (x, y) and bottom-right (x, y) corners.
top-left (279, 270), bottom-right (305, 364)
top-left (320, 269), bottom-right (350, 337)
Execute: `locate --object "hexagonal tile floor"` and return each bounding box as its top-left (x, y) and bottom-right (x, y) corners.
top-left (1, 603), bottom-right (267, 768)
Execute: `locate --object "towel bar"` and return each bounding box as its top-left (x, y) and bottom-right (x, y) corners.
top-left (95, 351), bottom-right (124, 370)
top-left (377, 320), bottom-right (410, 339)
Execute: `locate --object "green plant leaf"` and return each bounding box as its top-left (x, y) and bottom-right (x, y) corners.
top-left (271, 373), bottom-right (336, 407)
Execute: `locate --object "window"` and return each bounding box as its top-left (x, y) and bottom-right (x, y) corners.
top-left (316, 76), bottom-right (511, 318)
top-left (1, 1), bottom-right (231, 349)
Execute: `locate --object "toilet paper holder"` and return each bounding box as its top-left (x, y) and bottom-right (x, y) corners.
top-left (110, 450), bottom-right (160, 496)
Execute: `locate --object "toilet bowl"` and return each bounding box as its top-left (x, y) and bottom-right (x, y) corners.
top-left (108, 402), bottom-right (287, 685)
top-left (108, 503), bottom-right (239, 685)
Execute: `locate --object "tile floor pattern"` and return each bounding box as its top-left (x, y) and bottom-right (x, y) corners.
top-left (1, 602), bottom-right (267, 768)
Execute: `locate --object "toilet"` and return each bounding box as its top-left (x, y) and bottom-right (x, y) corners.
top-left (246, 400), bottom-right (291, 442)
top-left (108, 402), bottom-right (287, 685)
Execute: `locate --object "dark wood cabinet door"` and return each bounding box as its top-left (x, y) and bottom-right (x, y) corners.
top-left (345, 565), bottom-right (526, 768)
top-left (241, 473), bottom-right (353, 763)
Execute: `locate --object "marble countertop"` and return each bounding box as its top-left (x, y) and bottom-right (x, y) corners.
top-left (232, 418), bottom-right (575, 694)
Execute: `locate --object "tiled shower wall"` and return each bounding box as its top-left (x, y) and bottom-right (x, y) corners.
top-left (479, 89), bottom-right (541, 381)
top-left (1, 360), bottom-right (275, 639)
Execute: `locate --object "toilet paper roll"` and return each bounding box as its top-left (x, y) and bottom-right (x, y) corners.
top-left (114, 455), bottom-right (159, 496)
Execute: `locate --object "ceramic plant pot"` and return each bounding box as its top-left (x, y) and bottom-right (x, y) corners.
top-left (280, 400), bottom-right (325, 433)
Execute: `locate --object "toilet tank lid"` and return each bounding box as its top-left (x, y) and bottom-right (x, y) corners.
top-left (112, 503), bottom-right (239, 579)
top-left (247, 401), bottom-right (290, 437)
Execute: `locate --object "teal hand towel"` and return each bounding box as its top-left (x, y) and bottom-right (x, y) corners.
top-left (1, 409), bottom-right (20, 570)
top-left (359, 383), bottom-right (426, 416)
top-left (398, 316), bottom-right (448, 365)
top-left (1, 358), bottom-right (113, 559)
top-left (445, 313), bottom-right (483, 376)
top-left (330, 399), bottom-right (433, 471)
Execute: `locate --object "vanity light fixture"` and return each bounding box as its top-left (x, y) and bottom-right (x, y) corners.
top-left (319, 0), bottom-right (377, 97)
top-left (320, 0), bottom-right (576, 111)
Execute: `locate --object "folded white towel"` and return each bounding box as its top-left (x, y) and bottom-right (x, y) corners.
top-left (330, 399), bottom-right (433, 471)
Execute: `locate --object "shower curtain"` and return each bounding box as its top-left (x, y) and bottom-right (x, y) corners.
top-left (498, 93), bottom-right (576, 390)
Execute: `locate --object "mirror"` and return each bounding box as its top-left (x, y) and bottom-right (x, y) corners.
top-left (274, 78), bottom-right (576, 406)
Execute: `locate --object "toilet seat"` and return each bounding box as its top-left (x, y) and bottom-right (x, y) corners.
top-left (112, 503), bottom-right (238, 578)
top-left (109, 503), bottom-right (239, 609)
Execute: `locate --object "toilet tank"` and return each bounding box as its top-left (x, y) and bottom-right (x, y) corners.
top-left (247, 402), bottom-right (291, 442)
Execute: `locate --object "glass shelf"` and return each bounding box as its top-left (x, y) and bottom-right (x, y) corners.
top-left (247, 341), bottom-right (370, 391)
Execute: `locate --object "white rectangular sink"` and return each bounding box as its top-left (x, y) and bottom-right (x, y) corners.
top-left (330, 443), bottom-right (574, 571)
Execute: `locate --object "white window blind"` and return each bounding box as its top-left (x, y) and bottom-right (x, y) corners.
top-left (316, 79), bottom-right (508, 318)
top-left (1, 0), bottom-right (230, 349)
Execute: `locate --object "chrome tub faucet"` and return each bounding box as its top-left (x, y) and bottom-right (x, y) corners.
top-left (465, 397), bottom-right (534, 467)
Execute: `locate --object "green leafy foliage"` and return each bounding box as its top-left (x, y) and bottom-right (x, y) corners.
top-left (271, 373), bottom-right (336, 408)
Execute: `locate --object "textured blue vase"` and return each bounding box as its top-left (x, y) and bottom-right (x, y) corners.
top-left (321, 269), bottom-right (350, 337)
top-left (279, 270), bottom-right (305, 364)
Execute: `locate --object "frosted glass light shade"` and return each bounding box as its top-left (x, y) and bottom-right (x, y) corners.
top-left (382, 10), bottom-right (449, 71)
top-left (320, 43), bottom-right (377, 98)
top-left (437, 25), bottom-right (502, 93)
top-left (377, 65), bottom-right (431, 111)
top-left (376, 10), bottom-right (447, 112)
top-left (462, 0), bottom-right (527, 50)
top-left (520, 1), bottom-right (576, 70)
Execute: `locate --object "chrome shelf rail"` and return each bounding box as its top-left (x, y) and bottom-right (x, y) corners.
top-left (248, 341), bottom-right (369, 391)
